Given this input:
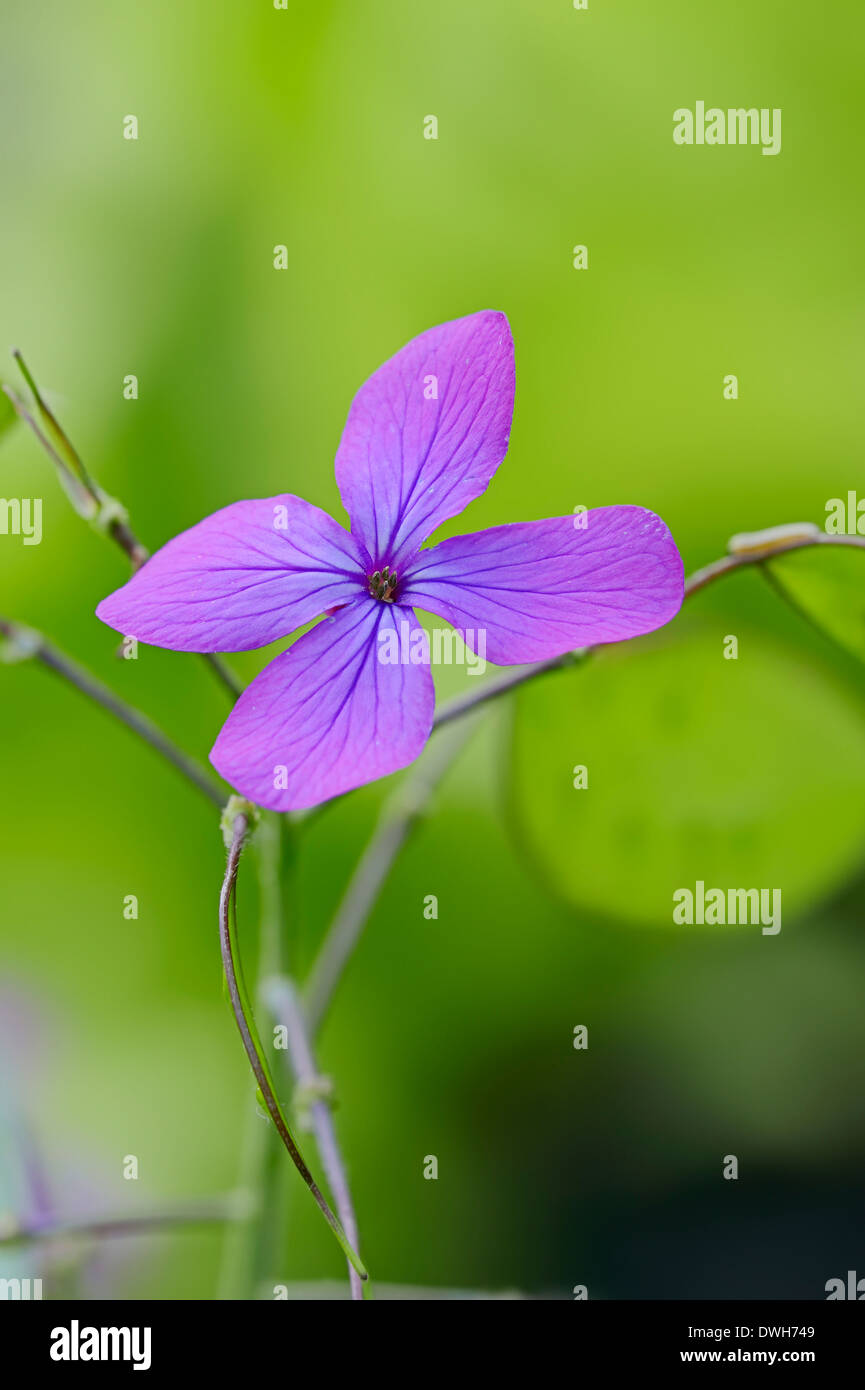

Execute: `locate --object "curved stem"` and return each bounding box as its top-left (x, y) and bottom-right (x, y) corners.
top-left (217, 813), bottom-right (287, 1300)
top-left (219, 813), bottom-right (367, 1282)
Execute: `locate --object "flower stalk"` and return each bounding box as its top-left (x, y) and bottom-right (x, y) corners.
top-left (218, 809), bottom-right (367, 1283)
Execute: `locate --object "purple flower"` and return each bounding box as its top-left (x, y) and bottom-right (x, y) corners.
top-left (97, 312), bottom-right (683, 810)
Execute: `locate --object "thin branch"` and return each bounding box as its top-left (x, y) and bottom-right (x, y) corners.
top-left (219, 811), bottom-right (367, 1282)
top-left (433, 651), bottom-right (589, 732)
top-left (7, 354), bottom-right (241, 699)
top-left (304, 718), bottom-right (480, 1034)
top-left (430, 530), bottom-right (865, 731)
top-left (263, 975), bottom-right (365, 1301)
top-left (0, 616), bottom-right (225, 808)
top-left (201, 653), bottom-right (244, 700)
top-left (682, 529), bottom-right (865, 597)
top-left (0, 1194), bottom-right (250, 1248)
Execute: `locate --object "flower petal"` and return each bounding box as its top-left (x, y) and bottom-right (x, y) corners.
top-left (401, 506), bottom-right (684, 664)
top-left (210, 600), bottom-right (434, 810)
top-left (334, 310), bottom-right (515, 570)
top-left (96, 496), bottom-right (366, 651)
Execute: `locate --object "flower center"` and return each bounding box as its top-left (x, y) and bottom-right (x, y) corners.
top-left (368, 565), bottom-right (398, 602)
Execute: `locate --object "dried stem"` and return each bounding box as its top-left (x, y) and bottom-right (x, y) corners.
top-left (219, 811), bottom-right (291, 1299)
top-left (219, 811), bottom-right (367, 1281)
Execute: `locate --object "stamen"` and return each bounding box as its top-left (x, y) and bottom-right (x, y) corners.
top-left (368, 566), bottom-right (398, 602)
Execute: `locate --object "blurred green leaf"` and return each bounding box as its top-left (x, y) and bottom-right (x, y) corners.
top-left (509, 625), bottom-right (865, 926)
top-left (766, 545), bottom-right (865, 664)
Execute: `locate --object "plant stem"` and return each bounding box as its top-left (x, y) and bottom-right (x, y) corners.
top-left (0, 616), bottom-right (225, 808)
top-left (0, 1195), bottom-right (249, 1248)
top-left (216, 817), bottom-right (283, 1300)
top-left (304, 719), bottom-right (480, 1035)
top-left (682, 529), bottom-right (865, 596)
top-left (234, 812), bottom-right (290, 1299)
top-left (216, 1095), bottom-right (273, 1300)
top-left (263, 974), bottom-right (366, 1301)
top-left (201, 653), bottom-right (244, 701)
top-left (425, 532), bottom-right (865, 732)
top-left (219, 813), bottom-right (367, 1281)
top-left (7, 353), bottom-right (242, 699)
top-left (433, 652), bottom-right (589, 732)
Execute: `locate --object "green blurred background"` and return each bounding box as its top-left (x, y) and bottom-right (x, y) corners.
top-left (1, 0), bottom-right (864, 1299)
